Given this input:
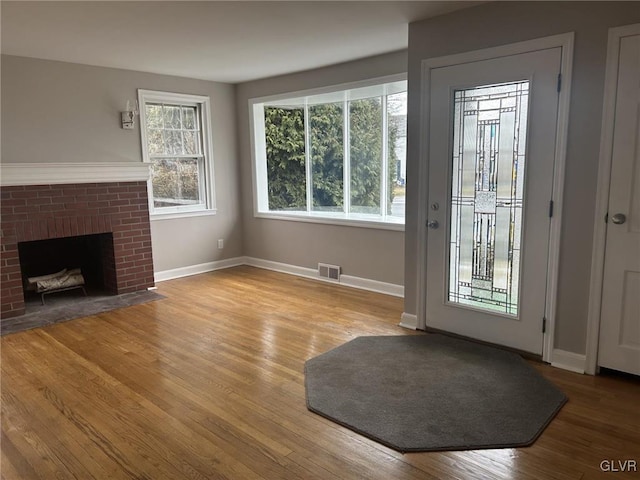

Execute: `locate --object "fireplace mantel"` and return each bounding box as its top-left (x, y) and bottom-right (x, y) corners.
top-left (0, 162), bottom-right (150, 187)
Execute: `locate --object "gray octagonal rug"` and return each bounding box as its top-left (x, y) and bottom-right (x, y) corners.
top-left (304, 334), bottom-right (567, 452)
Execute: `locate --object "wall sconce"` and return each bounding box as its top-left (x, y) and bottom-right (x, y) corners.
top-left (121, 100), bottom-right (139, 130)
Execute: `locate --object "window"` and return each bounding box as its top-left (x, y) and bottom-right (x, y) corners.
top-left (250, 76), bottom-right (407, 228)
top-left (138, 90), bottom-right (215, 216)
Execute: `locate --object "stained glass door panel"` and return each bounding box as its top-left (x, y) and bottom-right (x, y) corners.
top-left (448, 81), bottom-right (529, 317)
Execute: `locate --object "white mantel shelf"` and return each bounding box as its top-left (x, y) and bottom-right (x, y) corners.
top-left (0, 162), bottom-right (151, 187)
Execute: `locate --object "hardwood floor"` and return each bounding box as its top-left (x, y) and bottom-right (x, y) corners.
top-left (2, 266), bottom-right (639, 479)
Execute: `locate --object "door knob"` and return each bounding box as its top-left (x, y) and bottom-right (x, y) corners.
top-left (427, 220), bottom-right (439, 229)
top-left (611, 213), bottom-right (626, 225)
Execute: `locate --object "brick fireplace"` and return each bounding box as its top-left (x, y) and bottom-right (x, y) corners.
top-left (1, 164), bottom-right (155, 319)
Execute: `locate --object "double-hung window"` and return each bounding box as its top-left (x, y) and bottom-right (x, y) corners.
top-left (250, 75), bottom-right (407, 229)
top-left (138, 90), bottom-right (215, 217)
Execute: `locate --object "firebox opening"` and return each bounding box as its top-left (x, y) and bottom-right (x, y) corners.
top-left (17, 233), bottom-right (117, 308)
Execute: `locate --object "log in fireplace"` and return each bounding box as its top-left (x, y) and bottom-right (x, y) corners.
top-left (26, 268), bottom-right (87, 305)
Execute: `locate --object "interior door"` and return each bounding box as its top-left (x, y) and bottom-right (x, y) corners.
top-left (598, 31), bottom-right (640, 376)
top-left (425, 48), bottom-right (562, 354)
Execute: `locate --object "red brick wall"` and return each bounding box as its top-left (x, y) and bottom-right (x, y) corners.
top-left (1, 181), bottom-right (154, 318)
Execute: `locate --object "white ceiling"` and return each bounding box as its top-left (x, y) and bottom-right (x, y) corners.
top-left (1, 1), bottom-right (477, 83)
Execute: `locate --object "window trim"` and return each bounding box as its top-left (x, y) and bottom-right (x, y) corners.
top-left (254, 210), bottom-right (405, 231)
top-left (138, 89), bottom-right (216, 218)
top-left (248, 73), bottom-right (407, 230)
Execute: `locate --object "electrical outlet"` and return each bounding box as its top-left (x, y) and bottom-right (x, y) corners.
top-left (217, 239), bottom-right (224, 249)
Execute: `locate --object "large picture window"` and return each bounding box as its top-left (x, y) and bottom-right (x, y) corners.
top-left (139, 90), bottom-right (215, 217)
top-left (250, 77), bottom-right (407, 228)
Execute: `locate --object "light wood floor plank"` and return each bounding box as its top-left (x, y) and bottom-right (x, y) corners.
top-left (2, 266), bottom-right (639, 479)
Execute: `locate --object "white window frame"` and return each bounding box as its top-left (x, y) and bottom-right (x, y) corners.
top-left (138, 89), bottom-right (216, 219)
top-left (249, 74), bottom-right (407, 231)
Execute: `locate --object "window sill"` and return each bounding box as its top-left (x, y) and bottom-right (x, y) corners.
top-left (150, 209), bottom-right (217, 222)
top-left (254, 211), bottom-right (404, 231)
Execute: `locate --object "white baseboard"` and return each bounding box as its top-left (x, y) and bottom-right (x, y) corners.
top-left (243, 256), bottom-right (319, 280)
top-left (551, 349), bottom-right (586, 374)
top-left (340, 275), bottom-right (403, 297)
top-left (154, 257), bottom-right (245, 282)
top-left (155, 256), bottom-right (404, 298)
top-left (243, 257), bottom-right (403, 298)
top-left (399, 312), bottom-right (418, 330)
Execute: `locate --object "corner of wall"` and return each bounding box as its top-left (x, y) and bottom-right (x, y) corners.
top-left (399, 312), bottom-right (418, 330)
top-left (551, 349), bottom-right (586, 374)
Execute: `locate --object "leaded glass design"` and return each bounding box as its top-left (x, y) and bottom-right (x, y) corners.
top-left (448, 81), bottom-right (530, 316)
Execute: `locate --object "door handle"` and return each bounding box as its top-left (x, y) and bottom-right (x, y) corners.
top-left (427, 220), bottom-right (439, 229)
top-left (611, 213), bottom-right (626, 225)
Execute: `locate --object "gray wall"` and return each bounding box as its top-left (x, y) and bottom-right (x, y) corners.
top-left (236, 51), bottom-right (407, 285)
top-left (404, 2), bottom-right (640, 354)
top-left (1, 55), bottom-right (243, 273)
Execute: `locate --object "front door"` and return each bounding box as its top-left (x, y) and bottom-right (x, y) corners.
top-left (425, 47), bottom-right (562, 354)
top-left (598, 29), bottom-right (640, 376)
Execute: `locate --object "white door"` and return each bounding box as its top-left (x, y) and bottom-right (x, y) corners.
top-left (598, 30), bottom-right (640, 376)
top-left (425, 48), bottom-right (562, 354)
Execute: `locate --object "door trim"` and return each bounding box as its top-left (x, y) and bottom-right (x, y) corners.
top-left (586, 23), bottom-right (640, 376)
top-left (416, 33), bottom-right (574, 363)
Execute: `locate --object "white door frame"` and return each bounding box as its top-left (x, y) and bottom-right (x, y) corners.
top-left (585, 23), bottom-right (640, 376)
top-left (415, 33), bottom-right (574, 363)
